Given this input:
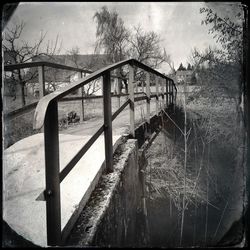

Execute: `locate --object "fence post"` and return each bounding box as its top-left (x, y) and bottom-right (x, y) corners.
top-left (129, 64), bottom-right (135, 137)
top-left (44, 100), bottom-right (61, 246)
top-left (156, 76), bottom-right (159, 115)
top-left (103, 71), bottom-right (113, 173)
top-left (38, 65), bottom-right (45, 98)
top-left (146, 72), bottom-right (150, 124)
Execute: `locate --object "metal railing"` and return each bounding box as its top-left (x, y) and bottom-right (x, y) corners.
top-left (3, 61), bottom-right (128, 121)
top-left (5, 58), bottom-right (177, 246)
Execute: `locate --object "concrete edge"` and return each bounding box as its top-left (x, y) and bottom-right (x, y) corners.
top-left (61, 134), bottom-right (129, 243)
top-left (65, 139), bottom-right (138, 246)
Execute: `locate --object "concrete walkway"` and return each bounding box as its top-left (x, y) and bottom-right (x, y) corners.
top-left (3, 99), bottom-right (160, 246)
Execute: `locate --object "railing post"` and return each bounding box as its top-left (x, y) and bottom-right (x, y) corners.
top-left (171, 81), bottom-right (173, 105)
top-left (146, 72), bottom-right (150, 124)
top-left (129, 64), bottom-right (135, 137)
top-left (161, 77), bottom-right (164, 109)
top-left (38, 65), bottom-right (45, 132)
top-left (38, 65), bottom-right (45, 98)
top-left (175, 85), bottom-right (177, 105)
top-left (166, 79), bottom-right (169, 107)
top-left (103, 71), bottom-right (113, 173)
top-left (156, 76), bottom-right (159, 115)
top-left (44, 100), bottom-right (61, 246)
top-left (117, 77), bottom-right (121, 108)
top-left (78, 71), bottom-right (85, 121)
top-left (141, 80), bottom-right (144, 93)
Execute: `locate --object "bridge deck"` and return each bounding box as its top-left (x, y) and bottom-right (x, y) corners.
top-left (3, 99), bottom-right (160, 246)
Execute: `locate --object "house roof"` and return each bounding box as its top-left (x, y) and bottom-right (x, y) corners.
top-left (25, 54), bottom-right (111, 83)
top-left (176, 70), bottom-right (193, 76)
top-left (32, 54), bottom-right (110, 72)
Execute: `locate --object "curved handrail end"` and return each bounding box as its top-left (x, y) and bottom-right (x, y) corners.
top-left (33, 92), bottom-right (61, 130)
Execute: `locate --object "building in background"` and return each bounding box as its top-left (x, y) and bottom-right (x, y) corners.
top-left (175, 63), bottom-right (196, 85)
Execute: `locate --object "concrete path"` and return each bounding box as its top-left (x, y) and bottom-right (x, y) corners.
top-left (3, 99), bottom-right (160, 246)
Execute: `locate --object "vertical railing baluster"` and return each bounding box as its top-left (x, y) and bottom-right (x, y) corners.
top-left (136, 80), bottom-right (138, 93)
top-left (166, 79), bottom-right (169, 107)
top-left (175, 86), bottom-right (177, 105)
top-left (146, 72), bottom-right (150, 124)
top-left (117, 77), bottom-right (121, 108)
top-left (161, 77), bottom-right (164, 108)
top-left (38, 65), bottom-right (45, 98)
top-left (78, 71), bottom-right (85, 121)
top-left (156, 76), bottom-right (159, 115)
top-left (103, 71), bottom-right (113, 173)
top-left (142, 80), bottom-right (144, 93)
top-left (44, 100), bottom-right (61, 246)
top-left (171, 81), bottom-right (174, 105)
top-left (129, 64), bottom-right (135, 137)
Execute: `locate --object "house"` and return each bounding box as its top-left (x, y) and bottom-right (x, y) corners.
top-left (175, 63), bottom-right (196, 85)
top-left (26, 54), bottom-right (113, 96)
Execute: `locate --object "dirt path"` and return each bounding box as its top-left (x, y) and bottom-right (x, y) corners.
top-left (61, 99), bottom-right (159, 137)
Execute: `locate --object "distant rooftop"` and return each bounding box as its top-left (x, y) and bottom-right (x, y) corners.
top-left (32, 54), bottom-right (110, 72)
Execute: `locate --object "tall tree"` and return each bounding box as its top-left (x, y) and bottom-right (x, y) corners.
top-left (200, 5), bottom-right (243, 65)
top-left (3, 20), bottom-right (61, 106)
top-left (66, 47), bottom-right (102, 96)
top-left (199, 5), bottom-right (244, 100)
top-left (93, 6), bottom-right (130, 94)
top-left (93, 6), bottom-right (172, 92)
top-left (178, 63), bottom-right (186, 71)
top-left (93, 6), bottom-right (130, 63)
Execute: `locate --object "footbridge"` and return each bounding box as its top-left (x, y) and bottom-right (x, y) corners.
top-left (3, 59), bottom-right (177, 247)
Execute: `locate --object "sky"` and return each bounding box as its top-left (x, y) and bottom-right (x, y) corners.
top-left (3, 2), bottom-right (243, 74)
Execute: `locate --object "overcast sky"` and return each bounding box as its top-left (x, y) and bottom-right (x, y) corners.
top-left (4, 2), bottom-right (243, 73)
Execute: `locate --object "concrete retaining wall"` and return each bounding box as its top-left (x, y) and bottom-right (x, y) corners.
top-left (66, 139), bottom-right (148, 247)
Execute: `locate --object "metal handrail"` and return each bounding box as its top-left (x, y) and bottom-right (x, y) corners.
top-left (35, 58), bottom-right (176, 246)
top-left (33, 59), bottom-right (174, 129)
top-left (4, 61), bottom-right (92, 74)
top-left (5, 58), bottom-right (177, 246)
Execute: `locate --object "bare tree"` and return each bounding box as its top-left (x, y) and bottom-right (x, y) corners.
top-left (93, 6), bottom-right (130, 63)
top-left (93, 6), bottom-right (131, 94)
top-left (67, 46), bottom-right (102, 96)
top-left (128, 25), bottom-right (169, 70)
top-left (165, 54), bottom-right (176, 75)
top-left (67, 46), bottom-right (81, 68)
top-left (3, 20), bottom-right (61, 106)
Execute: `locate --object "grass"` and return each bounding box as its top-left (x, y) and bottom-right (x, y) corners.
top-left (145, 93), bottom-right (246, 246)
